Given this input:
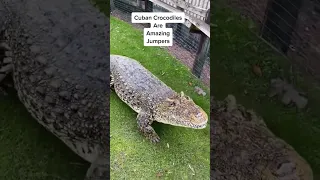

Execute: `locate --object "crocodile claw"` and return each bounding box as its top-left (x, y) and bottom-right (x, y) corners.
top-left (150, 135), bottom-right (160, 143)
top-left (139, 125), bottom-right (161, 143)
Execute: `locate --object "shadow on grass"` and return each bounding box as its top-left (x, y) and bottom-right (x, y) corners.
top-left (0, 88), bottom-right (88, 180)
top-left (110, 17), bottom-right (210, 179)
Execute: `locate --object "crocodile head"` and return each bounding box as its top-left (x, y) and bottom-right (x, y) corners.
top-left (154, 91), bottom-right (208, 129)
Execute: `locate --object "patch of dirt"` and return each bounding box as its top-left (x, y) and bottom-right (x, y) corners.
top-left (111, 9), bottom-right (210, 87)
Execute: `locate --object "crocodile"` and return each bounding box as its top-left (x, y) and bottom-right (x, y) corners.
top-left (0, 0), bottom-right (109, 179)
top-left (110, 55), bottom-right (208, 143)
top-left (211, 95), bottom-right (313, 180)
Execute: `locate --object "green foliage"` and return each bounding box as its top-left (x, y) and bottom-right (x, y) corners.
top-left (0, 90), bottom-right (87, 180)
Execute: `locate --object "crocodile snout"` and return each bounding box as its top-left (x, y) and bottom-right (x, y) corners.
top-left (190, 109), bottom-right (208, 128)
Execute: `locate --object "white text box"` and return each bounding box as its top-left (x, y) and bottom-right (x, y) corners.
top-left (144, 28), bottom-right (173, 46)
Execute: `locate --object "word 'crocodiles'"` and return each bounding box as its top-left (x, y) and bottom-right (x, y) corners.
top-left (110, 55), bottom-right (208, 143)
top-left (211, 95), bottom-right (313, 180)
top-left (0, 0), bottom-right (109, 179)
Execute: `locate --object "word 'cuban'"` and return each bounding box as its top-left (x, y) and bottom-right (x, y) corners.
top-left (133, 14), bottom-right (182, 21)
top-left (131, 12), bottom-right (185, 23)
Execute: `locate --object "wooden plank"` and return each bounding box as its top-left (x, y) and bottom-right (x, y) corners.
top-left (185, 13), bottom-right (210, 37)
top-left (148, 0), bottom-right (210, 37)
top-left (121, 0), bottom-right (139, 6)
top-left (111, 0), bottom-right (116, 11)
top-left (169, 0), bottom-right (209, 17)
top-left (145, 0), bottom-right (153, 12)
top-left (137, 0), bottom-right (143, 8)
top-left (192, 35), bottom-right (209, 77)
top-left (192, 8), bottom-right (210, 77)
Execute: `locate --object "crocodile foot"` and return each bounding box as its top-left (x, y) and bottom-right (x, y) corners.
top-left (137, 112), bottom-right (161, 143)
top-left (0, 41), bottom-right (13, 96)
top-left (140, 125), bottom-right (161, 143)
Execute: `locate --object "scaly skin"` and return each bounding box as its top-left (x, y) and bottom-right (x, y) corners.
top-left (1, 0), bottom-right (109, 179)
top-left (110, 55), bottom-right (208, 143)
top-left (211, 95), bottom-right (313, 180)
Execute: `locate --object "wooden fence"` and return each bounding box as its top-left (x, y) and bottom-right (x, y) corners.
top-left (110, 0), bottom-right (211, 80)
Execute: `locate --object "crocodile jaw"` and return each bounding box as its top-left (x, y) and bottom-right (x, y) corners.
top-left (155, 108), bottom-right (208, 129)
top-left (190, 108), bottom-right (208, 129)
top-left (154, 95), bottom-right (209, 129)
top-left (158, 119), bottom-right (207, 129)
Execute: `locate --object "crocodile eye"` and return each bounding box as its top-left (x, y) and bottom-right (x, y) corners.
top-left (169, 102), bottom-right (176, 107)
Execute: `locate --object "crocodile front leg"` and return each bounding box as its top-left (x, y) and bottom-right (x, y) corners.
top-left (137, 112), bottom-right (160, 143)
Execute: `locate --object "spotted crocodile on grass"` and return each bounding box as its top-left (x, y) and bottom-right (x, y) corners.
top-left (0, 0), bottom-right (109, 179)
top-left (110, 55), bottom-right (208, 143)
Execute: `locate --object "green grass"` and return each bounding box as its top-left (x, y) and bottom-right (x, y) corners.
top-left (0, 89), bottom-right (88, 180)
top-left (212, 2), bottom-right (320, 178)
top-left (110, 17), bottom-right (210, 179)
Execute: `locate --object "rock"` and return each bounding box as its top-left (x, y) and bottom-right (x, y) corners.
top-left (194, 86), bottom-right (206, 96)
top-left (269, 78), bottom-right (308, 109)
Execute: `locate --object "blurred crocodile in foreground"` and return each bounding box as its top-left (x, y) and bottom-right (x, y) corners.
top-left (211, 95), bottom-right (313, 180)
top-left (0, 0), bottom-right (109, 179)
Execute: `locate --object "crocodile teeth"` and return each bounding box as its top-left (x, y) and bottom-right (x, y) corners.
top-left (0, 42), bottom-right (11, 50)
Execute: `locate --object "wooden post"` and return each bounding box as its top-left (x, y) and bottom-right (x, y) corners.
top-left (110, 0), bottom-right (115, 12)
top-left (145, 0), bottom-right (153, 12)
top-left (176, 6), bottom-right (184, 37)
top-left (192, 9), bottom-right (210, 78)
top-left (137, 0), bottom-right (143, 9)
